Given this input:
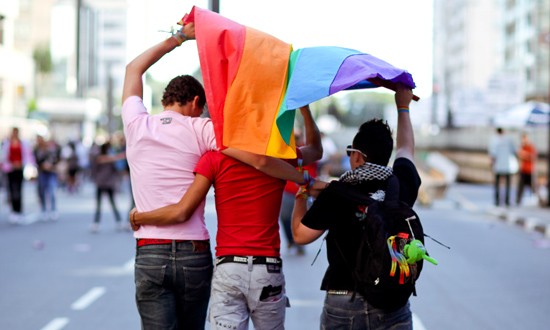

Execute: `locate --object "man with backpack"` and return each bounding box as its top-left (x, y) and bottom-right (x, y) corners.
top-left (292, 85), bottom-right (422, 329)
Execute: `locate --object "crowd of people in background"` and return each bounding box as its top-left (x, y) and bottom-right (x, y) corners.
top-left (0, 127), bottom-right (132, 231)
top-left (1, 125), bottom-right (543, 232)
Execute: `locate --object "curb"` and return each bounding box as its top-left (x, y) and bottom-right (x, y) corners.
top-left (490, 209), bottom-right (550, 238)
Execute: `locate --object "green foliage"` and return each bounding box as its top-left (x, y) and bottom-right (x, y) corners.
top-left (32, 46), bottom-right (52, 74)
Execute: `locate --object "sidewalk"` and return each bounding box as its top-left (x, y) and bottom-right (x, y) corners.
top-left (437, 183), bottom-right (550, 238)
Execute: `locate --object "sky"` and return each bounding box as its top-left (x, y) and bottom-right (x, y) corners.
top-left (127, 0), bottom-right (434, 98)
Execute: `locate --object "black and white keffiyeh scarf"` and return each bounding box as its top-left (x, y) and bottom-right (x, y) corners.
top-left (339, 162), bottom-right (393, 201)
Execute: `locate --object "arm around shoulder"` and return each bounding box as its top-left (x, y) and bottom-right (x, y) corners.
top-left (133, 174), bottom-right (212, 227)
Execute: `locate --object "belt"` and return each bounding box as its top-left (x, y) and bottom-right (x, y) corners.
top-left (137, 239), bottom-right (209, 252)
top-left (327, 290), bottom-right (353, 295)
top-left (215, 255), bottom-right (282, 266)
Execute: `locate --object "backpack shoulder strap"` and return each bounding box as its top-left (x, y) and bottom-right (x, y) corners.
top-left (384, 174), bottom-right (400, 205)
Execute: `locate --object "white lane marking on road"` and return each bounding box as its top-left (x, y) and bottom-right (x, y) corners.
top-left (71, 286), bottom-right (106, 310)
top-left (413, 313), bottom-right (426, 330)
top-left (40, 317), bottom-right (69, 330)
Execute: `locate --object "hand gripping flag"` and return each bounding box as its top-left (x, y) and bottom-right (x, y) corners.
top-left (182, 6), bottom-right (417, 159)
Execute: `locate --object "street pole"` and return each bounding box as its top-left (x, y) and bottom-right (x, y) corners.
top-left (76, 0), bottom-right (82, 97)
top-left (209, 0), bottom-right (220, 13)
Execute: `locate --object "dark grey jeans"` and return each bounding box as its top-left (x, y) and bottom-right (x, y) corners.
top-left (321, 294), bottom-right (412, 330)
top-left (135, 240), bottom-right (213, 330)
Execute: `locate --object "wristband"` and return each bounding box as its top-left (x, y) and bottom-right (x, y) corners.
top-left (295, 186), bottom-right (309, 200)
top-left (397, 108), bottom-right (410, 113)
top-left (131, 210), bottom-right (137, 227)
top-left (172, 30), bottom-right (187, 46)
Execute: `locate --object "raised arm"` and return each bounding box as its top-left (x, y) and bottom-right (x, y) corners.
top-left (122, 24), bottom-right (195, 103)
top-left (297, 105), bottom-right (323, 165)
top-left (394, 85), bottom-right (415, 162)
top-left (131, 174), bottom-right (211, 229)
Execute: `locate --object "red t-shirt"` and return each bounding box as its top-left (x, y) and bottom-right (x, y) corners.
top-left (194, 151), bottom-right (286, 257)
top-left (519, 143), bottom-right (536, 174)
top-left (8, 141), bottom-right (23, 164)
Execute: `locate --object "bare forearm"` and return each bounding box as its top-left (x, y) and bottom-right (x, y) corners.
top-left (122, 37), bottom-right (181, 101)
top-left (395, 110), bottom-right (415, 160)
top-left (291, 197), bottom-right (308, 242)
top-left (132, 174), bottom-right (211, 228)
top-left (299, 106), bottom-right (323, 165)
top-left (394, 87), bottom-right (414, 161)
top-left (128, 38), bottom-right (179, 76)
top-left (222, 148), bottom-right (304, 183)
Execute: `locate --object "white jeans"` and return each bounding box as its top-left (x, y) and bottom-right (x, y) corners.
top-left (209, 257), bottom-right (288, 330)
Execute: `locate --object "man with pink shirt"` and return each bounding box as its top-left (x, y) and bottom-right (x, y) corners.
top-left (122, 23), bottom-right (306, 329)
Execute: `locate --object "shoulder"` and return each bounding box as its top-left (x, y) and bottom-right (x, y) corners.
top-left (121, 96), bottom-right (147, 122)
top-left (392, 158), bottom-right (421, 206)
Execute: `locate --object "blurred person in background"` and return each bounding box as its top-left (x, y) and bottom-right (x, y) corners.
top-left (90, 141), bottom-right (125, 232)
top-left (34, 135), bottom-right (62, 221)
top-left (516, 132), bottom-right (537, 205)
top-left (1, 127), bottom-right (35, 224)
top-left (317, 131), bottom-right (338, 178)
top-left (489, 127), bottom-right (518, 207)
top-left (63, 140), bottom-right (82, 194)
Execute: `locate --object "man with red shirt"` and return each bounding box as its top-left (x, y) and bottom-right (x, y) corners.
top-left (132, 106), bottom-right (322, 329)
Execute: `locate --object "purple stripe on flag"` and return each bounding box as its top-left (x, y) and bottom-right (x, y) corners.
top-left (330, 54), bottom-right (415, 95)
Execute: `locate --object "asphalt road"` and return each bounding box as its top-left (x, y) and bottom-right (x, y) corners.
top-left (0, 180), bottom-right (549, 329)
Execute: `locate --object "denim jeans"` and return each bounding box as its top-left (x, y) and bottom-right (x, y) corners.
top-left (135, 240), bottom-right (213, 330)
top-left (320, 294), bottom-right (412, 330)
top-left (209, 257), bottom-right (288, 330)
top-left (37, 171), bottom-right (58, 212)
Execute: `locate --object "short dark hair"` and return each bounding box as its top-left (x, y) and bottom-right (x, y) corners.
top-left (161, 75), bottom-right (206, 108)
top-left (352, 119), bottom-right (393, 166)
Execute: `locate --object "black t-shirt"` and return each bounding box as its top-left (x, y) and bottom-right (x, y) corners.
top-left (301, 157), bottom-right (421, 292)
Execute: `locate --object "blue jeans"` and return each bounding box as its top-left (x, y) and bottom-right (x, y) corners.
top-left (135, 240), bottom-right (213, 330)
top-left (320, 294), bottom-right (412, 330)
top-left (37, 171), bottom-right (58, 212)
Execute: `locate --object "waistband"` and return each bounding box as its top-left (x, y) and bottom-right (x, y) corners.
top-left (215, 255), bottom-right (282, 266)
top-left (137, 238), bottom-right (209, 249)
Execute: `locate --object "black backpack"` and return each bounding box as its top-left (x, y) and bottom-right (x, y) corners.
top-left (331, 175), bottom-right (435, 310)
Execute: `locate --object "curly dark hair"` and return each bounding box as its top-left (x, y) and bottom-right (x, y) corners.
top-left (161, 75), bottom-right (206, 108)
top-left (352, 119), bottom-right (394, 166)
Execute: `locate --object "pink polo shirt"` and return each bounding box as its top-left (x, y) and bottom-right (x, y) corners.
top-left (122, 96), bottom-right (216, 240)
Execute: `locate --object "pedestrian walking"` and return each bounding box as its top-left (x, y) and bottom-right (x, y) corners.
top-left (291, 86), bottom-right (420, 329)
top-left (90, 141), bottom-right (124, 232)
top-left (63, 140), bottom-right (82, 194)
top-left (516, 132), bottom-right (537, 205)
top-left (489, 127), bottom-right (518, 207)
top-left (1, 127), bottom-right (35, 224)
top-left (33, 135), bottom-right (62, 221)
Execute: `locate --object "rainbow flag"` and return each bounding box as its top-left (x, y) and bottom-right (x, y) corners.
top-left (182, 6), bottom-right (416, 159)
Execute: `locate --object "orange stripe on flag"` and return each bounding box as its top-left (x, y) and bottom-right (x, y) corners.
top-left (223, 27), bottom-right (292, 156)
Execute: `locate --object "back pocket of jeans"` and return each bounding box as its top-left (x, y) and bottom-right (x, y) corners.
top-left (183, 263), bottom-right (213, 291)
top-left (135, 262), bottom-right (167, 299)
